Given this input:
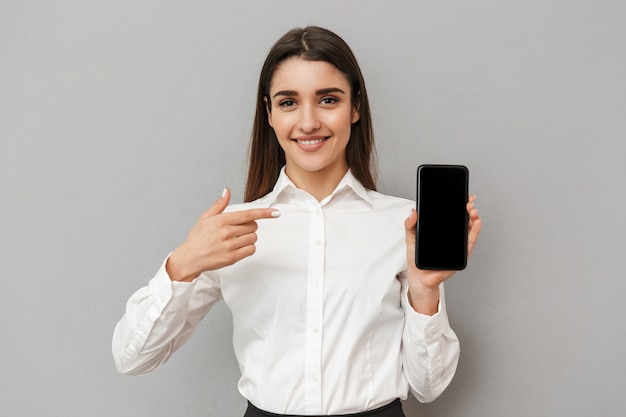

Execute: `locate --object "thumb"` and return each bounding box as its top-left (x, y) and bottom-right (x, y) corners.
top-left (405, 209), bottom-right (417, 262)
top-left (404, 209), bottom-right (417, 240)
top-left (201, 187), bottom-right (231, 219)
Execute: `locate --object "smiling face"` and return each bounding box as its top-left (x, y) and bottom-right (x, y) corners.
top-left (266, 58), bottom-right (360, 187)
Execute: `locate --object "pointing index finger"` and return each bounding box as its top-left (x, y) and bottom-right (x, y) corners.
top-left (224, 208), bottom-right (281, 225)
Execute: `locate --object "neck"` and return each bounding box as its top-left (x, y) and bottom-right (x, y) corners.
top-left (285, 165), bottom-right (348, 202)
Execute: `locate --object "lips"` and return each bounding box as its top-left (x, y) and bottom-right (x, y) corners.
top-left (296, 138), bottom-right (325, 145)
top-left (292, 136), bottom-right (329, 151)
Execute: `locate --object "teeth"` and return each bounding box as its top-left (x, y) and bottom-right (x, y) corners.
top-left (298, 138), bottom-right (324, 145)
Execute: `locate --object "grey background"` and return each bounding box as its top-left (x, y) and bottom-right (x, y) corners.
top-left (2, 1), bottom-right (625, 416)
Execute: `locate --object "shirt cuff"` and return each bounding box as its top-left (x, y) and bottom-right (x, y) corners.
top-left (403, 285), bottom-right (448, 345)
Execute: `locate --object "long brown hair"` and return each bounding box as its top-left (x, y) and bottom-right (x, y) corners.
top-left (244, 26), bottom-right (377, 202)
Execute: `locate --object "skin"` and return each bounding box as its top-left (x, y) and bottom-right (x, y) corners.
top-left (167, 58), bottom-right (482, 316)
top-left (165, 187), bottom-right (280, 283)
top-left (266, 58), bottom-right (360, 202)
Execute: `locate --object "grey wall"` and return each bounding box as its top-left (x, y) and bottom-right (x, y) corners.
top-left (2, 1), bottom-right (625, 416)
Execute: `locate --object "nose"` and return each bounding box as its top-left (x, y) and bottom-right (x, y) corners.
top-left (297, 104), bottom-right (321, 133)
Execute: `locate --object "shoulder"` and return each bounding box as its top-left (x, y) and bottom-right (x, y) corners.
top-left (365, 189), bottom-right (414, 212)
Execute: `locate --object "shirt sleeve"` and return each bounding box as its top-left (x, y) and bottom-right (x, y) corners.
top-left (400, 275), bottom-right (461, 403)
top-left (111, 256), bottom-right (223, 375)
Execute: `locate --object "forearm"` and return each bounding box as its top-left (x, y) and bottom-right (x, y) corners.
top-left (112, 258), bottom-right (221, 375)
top-left (401, 282), bottom-right (460, 402)
top-left (112, 275), bottom-right (193, 374)
top-left (112, 309), bottom-right (181, 375)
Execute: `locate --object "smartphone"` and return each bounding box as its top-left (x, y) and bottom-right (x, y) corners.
top-left (416, 164), bottom-right (469, 270)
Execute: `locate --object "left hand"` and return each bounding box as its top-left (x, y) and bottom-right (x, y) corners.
top-left (404, 195), bottom-right (482, 314)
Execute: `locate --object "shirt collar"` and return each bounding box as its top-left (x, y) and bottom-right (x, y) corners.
top-left (260, 167), bottom-right (372, 206)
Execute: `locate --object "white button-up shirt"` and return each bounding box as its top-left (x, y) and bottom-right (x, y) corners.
top-left (113, 168), bottom-right (460, 415)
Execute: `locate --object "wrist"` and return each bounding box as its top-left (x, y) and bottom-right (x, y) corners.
top-left (407, 280), bottom-right (440, 316)
top-left (166, 249), bottom-right (199, 282)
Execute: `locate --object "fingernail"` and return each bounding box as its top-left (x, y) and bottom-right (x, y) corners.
top-left (271, 210), bottom-right (281, 218)
top-left (222, 188), bottom-right (227, 198)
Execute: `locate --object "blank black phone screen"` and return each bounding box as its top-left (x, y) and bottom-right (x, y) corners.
top-left (416, 165), bottom-right (469, 270)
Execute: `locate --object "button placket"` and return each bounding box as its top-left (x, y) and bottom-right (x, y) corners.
top-left (304, 203), bottom-right (325, 412)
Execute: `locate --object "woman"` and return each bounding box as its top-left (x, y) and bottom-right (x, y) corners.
top-left (112, 26), bottom-right (481, 417)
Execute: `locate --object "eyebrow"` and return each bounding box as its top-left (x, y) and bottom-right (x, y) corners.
top-left (272, 87), bottom-right (346, 99)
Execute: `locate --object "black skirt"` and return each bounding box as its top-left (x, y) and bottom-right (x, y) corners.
top-left (244, 398), bottom-right (405, 417)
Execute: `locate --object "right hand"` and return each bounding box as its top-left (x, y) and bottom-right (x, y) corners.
top-left (166, 188), bottom-right (280, 282)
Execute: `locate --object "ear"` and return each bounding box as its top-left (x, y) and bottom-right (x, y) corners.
top-left (351, 93), bottom-right (361, 124)
top-left (351, 105), bottom-right (360, 124)
top-left (264, 96), bottom-right (273, 127)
